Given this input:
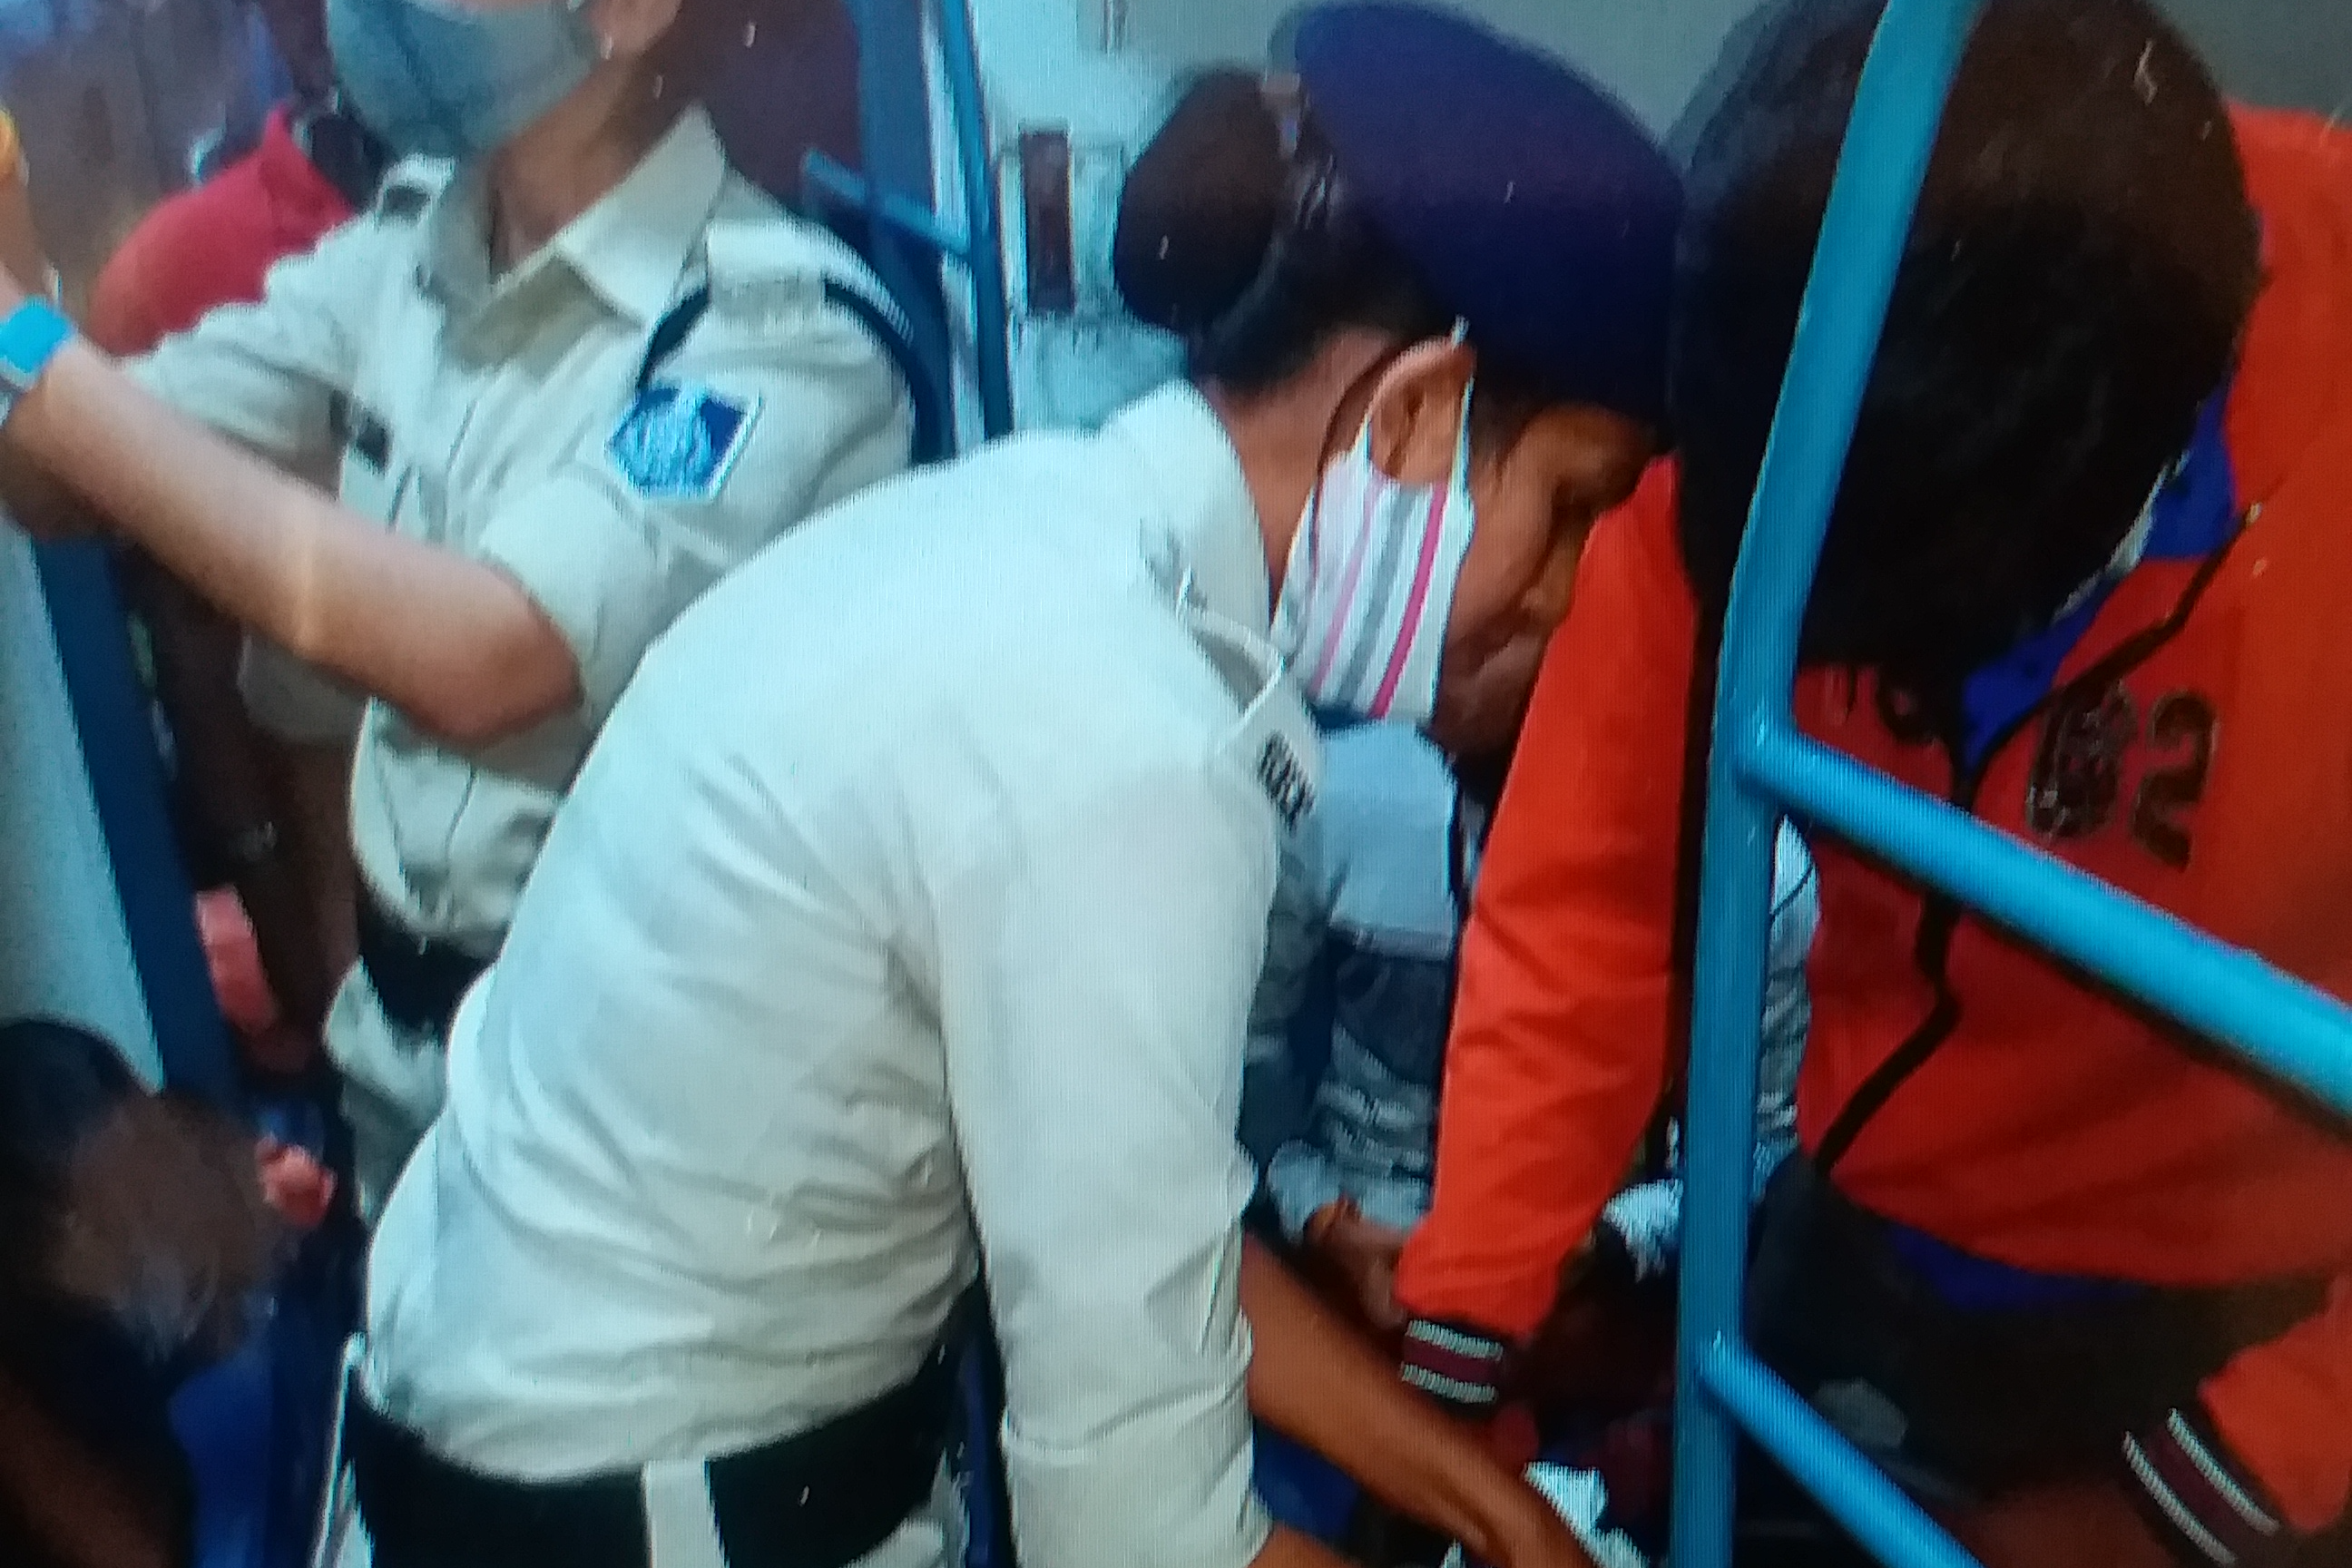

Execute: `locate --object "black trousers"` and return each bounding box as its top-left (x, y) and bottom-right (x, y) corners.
top-left (1747, 1157), bottom-right (2323, 1504)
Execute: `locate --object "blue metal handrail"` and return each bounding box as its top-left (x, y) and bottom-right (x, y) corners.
top-left (929, 0), bottom-right (1014, 439)
top-left (810, 0), bottom-right (1015, 443)
top-left (32, 539), bottom-right (237, 1104)
top-left (1667, 3), bottom-right (2352, 1568)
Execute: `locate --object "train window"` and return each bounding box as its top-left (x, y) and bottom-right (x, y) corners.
top-left (1018, 126), bottom-right (1077, 316)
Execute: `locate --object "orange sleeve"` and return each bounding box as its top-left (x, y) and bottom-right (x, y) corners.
top-left (2200, 1274), bottom-right (2352, 1535)
top-left (1394, 464), bottom-right (1700, 1340)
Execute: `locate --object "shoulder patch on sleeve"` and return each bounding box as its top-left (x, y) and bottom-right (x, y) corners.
top-left (608, 383), bottom-right (763, 501)
top-left (702, 220), bottom-right (819, 309)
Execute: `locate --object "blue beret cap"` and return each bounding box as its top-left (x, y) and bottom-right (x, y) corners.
top-left (1289, 4), bottom-right (1681, 429)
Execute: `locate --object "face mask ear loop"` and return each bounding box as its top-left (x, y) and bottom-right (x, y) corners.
top-left (1298, 345), bottom-right (1410, 596)
top-left (1446, 319), bottom-right (1477, 532)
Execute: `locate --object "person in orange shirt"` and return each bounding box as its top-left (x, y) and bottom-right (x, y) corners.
top-left (1392, 2), bottom-right (2352, 1565)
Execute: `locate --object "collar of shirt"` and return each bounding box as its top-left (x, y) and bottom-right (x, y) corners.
top-left (1103, 383), bottom-right (1271, 634)
top-left (1956, 382), bottom-right (2241, 766)
top-left (416, 107), bottom-right (730, 325)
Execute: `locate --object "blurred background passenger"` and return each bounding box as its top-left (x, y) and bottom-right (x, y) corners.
top-left (0, 1018), bottom-right (329, 1568)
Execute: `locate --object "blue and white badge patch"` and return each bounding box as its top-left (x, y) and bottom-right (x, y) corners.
top-left (608, 384), bottom-right (761, 502)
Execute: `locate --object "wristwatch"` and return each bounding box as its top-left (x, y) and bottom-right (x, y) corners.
top-left (0, 295), bottom-right (72, 427)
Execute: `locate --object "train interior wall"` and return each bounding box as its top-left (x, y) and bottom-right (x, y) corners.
top-left (966, 0), bottom-right (2352, 430)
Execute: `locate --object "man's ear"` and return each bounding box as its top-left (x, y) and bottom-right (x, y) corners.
top-left (1364, 338), bottom-right (1475, 486)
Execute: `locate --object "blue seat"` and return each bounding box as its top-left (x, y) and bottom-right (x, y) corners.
top-left (704, 0), bottom-right (951, 465)
top-left (171, 1326), bottom-right (278, 1568)
top-left (702, 0), bottom-right (862, 212)
top-left (169, 1092), bottom-right (358, 1568)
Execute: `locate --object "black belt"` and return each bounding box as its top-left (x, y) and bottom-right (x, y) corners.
top-left (355, 887), bottom-right (493, 1039)
top-left (348, 1339), bottom-right (956, 1568)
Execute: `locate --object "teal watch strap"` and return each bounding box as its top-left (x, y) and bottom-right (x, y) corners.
top-left (0, 296), bottom-right (71, 397)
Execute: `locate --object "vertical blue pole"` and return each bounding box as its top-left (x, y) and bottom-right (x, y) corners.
top-left (1666, 2), bottom-right (1987, 1565)
top-left (33, 541), bottom-right (237, 1104)
top-left (930, 0), bottom-right (1014, 438)
top-left (847, 0), bottom-right (955, 416)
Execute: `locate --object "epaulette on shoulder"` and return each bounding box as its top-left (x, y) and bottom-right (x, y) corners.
top-left (701, 211), bottom-right (902, 326)
top-left (700, 216), bottom-right (831, 321)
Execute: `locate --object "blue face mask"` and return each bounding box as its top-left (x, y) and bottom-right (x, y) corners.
top-left (327, 0), bottom-right (603, 161)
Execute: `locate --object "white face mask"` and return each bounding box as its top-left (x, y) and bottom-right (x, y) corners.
top-left (1272, 380), bottom-right (1476, 728)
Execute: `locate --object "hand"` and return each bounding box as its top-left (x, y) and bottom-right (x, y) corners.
top-left (1518, 1229), bottom-right (1673, 1418)
top-left (1946, 1481), bottom-right (2177, 1568)
top-left (255, 1137), bottom-right (338, 1230)
top-left (1302, 1200), bottom-right (1410, 1333)
top-left (1485, 1491), bottom-right (1601, 1568)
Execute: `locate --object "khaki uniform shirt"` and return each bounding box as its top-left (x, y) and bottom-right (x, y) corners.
top-left (132, 110), bottom-right (912, 1189)
top-left (362, 386), bottom-right (1320, 1568)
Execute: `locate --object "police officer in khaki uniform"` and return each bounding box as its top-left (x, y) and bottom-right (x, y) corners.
top-left (0, 0), bottom-right (916, 1216)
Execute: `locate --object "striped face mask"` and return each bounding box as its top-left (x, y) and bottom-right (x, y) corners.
top-left (1272, 381), bottom-right (1476, 727)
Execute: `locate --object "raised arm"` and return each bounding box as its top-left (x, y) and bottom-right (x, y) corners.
top-left (5, 329), bottom-right (578, 744)
top-left (0, 257), bottom-right (905, 748)
top-left (0, 194), bottom-right (572, 745)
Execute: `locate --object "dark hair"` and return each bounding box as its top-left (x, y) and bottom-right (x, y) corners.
top-left (1673, 0), bottom-right (2260, 691)
top-left (1113, 69), bottom-right (1547, 450)
top-left (251, 0), bottom-right (336, 106)
top-left (654, 0), bottom-right (839, 103)
top-left (0, 1020), bottom-right (142, 1320)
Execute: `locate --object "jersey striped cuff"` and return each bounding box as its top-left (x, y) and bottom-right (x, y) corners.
top-left (1399, 1318), bottom-right (1508, 1416)
top-left (2122, 1406), bottom-right (2298, 1568)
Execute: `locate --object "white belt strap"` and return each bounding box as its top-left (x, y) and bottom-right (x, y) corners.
top-left (311, 1334), bottom-right (369, 1568)
top-left (642, 1458), bottom-right (731, 1568)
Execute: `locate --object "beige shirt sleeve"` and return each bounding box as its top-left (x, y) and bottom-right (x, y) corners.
top-left (470, 289), bottom-right (911, 722)
top-left (127, 212), bottom-right (395, 469)
top-left (931, 750), bottom-right (1277, 1568)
